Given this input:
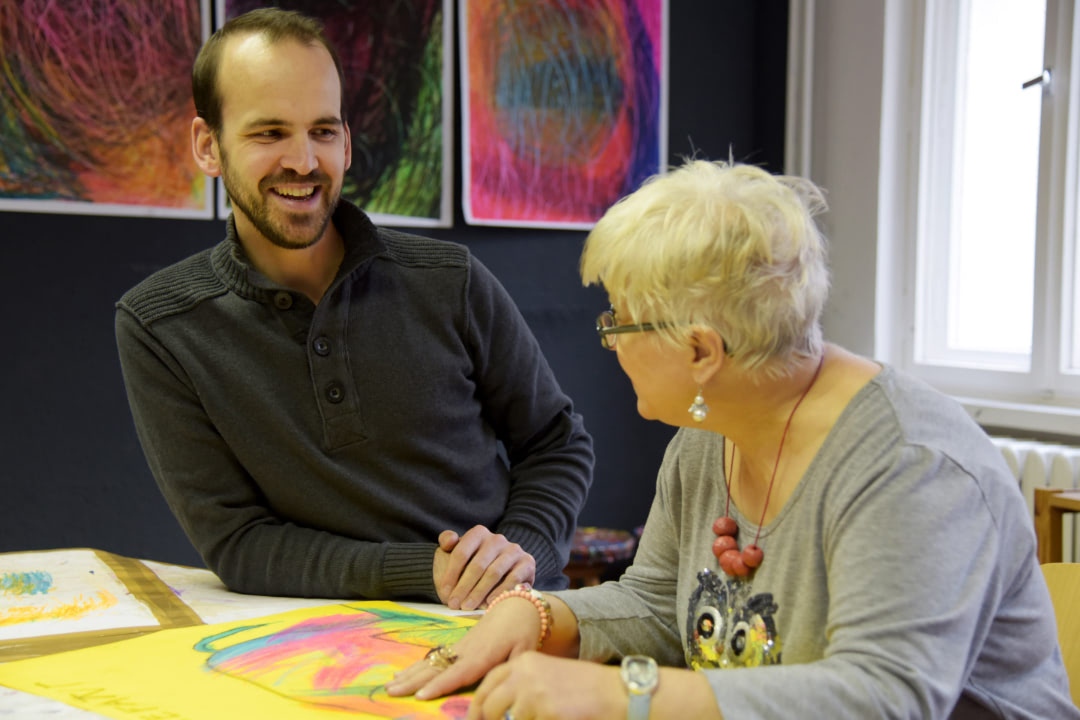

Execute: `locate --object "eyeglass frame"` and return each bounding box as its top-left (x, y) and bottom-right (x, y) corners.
top-left (596, 307), bottom-right (671, 349)
top-left (595, 306), bottom-right (731, 354)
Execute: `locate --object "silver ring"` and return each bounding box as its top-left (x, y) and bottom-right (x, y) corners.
top-left (503, 712), bottom-right (515, 720)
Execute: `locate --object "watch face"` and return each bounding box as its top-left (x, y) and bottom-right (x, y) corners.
top-left (621, 655), bottom-right (658, 694)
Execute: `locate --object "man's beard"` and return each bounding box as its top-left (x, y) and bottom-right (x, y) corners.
top-left (220, 151), bottom-right (341, 251)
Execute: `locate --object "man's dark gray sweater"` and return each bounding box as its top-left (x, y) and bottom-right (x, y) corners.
top-left (115, 201), bottom-right (593, 600)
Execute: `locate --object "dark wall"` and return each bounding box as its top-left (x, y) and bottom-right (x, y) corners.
top-left (1, 2), bottom-right (787, 567)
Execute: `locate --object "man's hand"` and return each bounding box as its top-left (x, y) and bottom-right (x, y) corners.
top-left (433, 526), bottom-right (535, 610)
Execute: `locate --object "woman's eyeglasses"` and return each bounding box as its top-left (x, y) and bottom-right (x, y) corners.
top-left (595, 308), bottom-right (668, 349)
top-left (595, 307), bottom-right (730, 354)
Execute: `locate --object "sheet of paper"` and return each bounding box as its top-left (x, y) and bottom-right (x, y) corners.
top-left (0, 601), bottom-right (475, 719)
top-left (142, 561), bottom-right (345, 624)
top-left (0, 550), bottom-right (158, 641)
top-left (0, 686), bottom-right (102, 719)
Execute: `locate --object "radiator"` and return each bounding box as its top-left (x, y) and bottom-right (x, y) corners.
top-left (991, 437), bottom-right (1080, 562)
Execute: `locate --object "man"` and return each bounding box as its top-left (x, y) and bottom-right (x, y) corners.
top-left (115, 8), bottom-right (593, 610)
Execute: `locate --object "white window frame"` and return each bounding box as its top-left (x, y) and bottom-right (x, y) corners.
top-left (874, 0), bottom-right (1080, 436)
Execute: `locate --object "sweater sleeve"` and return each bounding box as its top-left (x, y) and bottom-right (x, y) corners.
top-left (462, 256), bottom-right (594, 589)
top-left (549, 457), bottom-right (686, 667)
top-left (115, 307), bottom-right (439, 600)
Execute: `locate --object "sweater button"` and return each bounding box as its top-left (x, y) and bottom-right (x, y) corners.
top-left (325, 382), bottom-right (345, 403)
top-left (313, 336), bottom-right (331, 356)
top-left (273, 291), bottom-right (293, 310)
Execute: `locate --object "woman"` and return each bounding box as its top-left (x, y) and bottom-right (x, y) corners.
top-left (387, 161), bottom-right (1076, 719)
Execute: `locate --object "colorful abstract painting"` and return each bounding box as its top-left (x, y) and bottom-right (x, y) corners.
top-left (461, 0), bottom-right (668, 228)
top-left (0, 0), bottom-right (213, 218)
top-left (0, 550), bottom-right (158, 641)
top-left (221, 0), bottom-right (453, 227)
top-left (0, 602), bottom-right (475, 719)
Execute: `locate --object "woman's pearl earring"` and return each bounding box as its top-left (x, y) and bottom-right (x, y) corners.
top-left (688, 388), bottom-right (709, 422)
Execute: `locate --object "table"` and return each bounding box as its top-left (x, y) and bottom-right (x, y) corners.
top-left (0, 548), bottom-right (471, 718)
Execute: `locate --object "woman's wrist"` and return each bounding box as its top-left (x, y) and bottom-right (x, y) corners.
top-left (487, 583), bottom-right (553, 649)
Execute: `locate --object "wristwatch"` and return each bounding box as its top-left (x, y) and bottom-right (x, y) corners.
top-left (620, 654), bottom-right (659, 720)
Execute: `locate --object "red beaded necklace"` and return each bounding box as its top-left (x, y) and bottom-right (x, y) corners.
top-left (712, 354), bottom-right (825, 577)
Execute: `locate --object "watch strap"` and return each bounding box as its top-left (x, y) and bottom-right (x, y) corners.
top-left (627, 691), bottom-right (651, 720)
top-left (620, 655), bottom-right (658, 720)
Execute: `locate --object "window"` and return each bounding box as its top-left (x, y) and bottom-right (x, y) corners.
top-left (889, 0), bottom-right (1080, 432)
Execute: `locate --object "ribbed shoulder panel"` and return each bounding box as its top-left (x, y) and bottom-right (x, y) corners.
top-left (378, 228), bottom-right (469, 269)
top-left (117, 249), bottom-right (227, 325)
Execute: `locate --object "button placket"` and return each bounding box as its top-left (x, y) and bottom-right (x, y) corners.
top-left (309, 326), bottom-right (348, 409)
top-left (307, 283), bottom-right (365, 448)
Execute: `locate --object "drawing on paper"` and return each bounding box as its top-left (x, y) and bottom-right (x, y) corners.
top-left (194, 604), bottom-right (470, 718)
top-left (1, 572), bottom-right (53, 596)
top-left (0, 551), bottom-right (158, 641)
top-left (0, 568), bottom-right (117, 628)
top-left (0, 601), bottom-right (475, 720)
top-left (0, 0), bottom-right (212, 218)
top-left (462, 0), bottom-right (667, 228)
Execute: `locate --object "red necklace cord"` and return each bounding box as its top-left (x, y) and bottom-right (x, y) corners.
top-left (713, 353), bottom-right (826, 576)
top-left (723, 435), bottom-right (733, 519)
top-left (750, 353), bottom-right (825, 547)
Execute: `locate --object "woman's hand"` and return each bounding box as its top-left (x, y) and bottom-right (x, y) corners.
top-left (466, 652), bottom-right (625, 720)
top-left (471, 660), bottom-right (724, 720)
top-left (385, 594), bottom-right (542, 700)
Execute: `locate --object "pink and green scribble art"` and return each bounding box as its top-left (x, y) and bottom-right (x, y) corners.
top-left (195, 604), bottom-right (472, 718)
top-left (0, 0), bottom-right (212, 217)
top-left (462, 0), bottom-right (667, 228)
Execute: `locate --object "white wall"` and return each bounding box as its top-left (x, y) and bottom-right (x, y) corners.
top-left (805, 0), bottom-right (887, 357)
top-left (800, 0), bottom-right (1080, 437)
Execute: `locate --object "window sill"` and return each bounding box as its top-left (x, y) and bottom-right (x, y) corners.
top-left (956, 396), bottom-right (1080, 440)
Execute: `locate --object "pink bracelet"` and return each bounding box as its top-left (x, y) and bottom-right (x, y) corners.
top-left (486, 583), bottom-right (553, 649)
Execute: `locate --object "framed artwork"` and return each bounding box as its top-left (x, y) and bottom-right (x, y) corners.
top-left (461, 0), bottom-right (668, 229)
top-left (220, 0), bottom-right (454, 227)
top-left (0, 0), bottom-right (213, 218)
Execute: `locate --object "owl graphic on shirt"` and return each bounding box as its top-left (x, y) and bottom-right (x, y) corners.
top-left (686, 568), bottom-right (782, 669)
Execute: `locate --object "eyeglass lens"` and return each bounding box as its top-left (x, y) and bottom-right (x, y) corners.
top-left (597, 310), bottom-right (617, 349)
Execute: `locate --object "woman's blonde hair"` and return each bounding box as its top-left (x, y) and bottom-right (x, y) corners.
top-left (581, 160), bottom-right (830, 378)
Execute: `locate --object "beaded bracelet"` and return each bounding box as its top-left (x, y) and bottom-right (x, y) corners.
top-left (486, 583), bottom-right (553, 649)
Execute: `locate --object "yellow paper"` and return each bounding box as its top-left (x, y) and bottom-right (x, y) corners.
top-left (0, 601), bottom-right (474, 719)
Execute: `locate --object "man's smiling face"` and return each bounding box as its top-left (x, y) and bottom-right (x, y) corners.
top-left (213, 33), bottom-right (351, 250)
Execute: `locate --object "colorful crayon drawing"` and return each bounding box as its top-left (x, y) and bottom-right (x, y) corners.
top-left (0, 580), bottom-right (118, 629)
top-left (0, 0), bottom-right (213, 218)
top-left (0, 550), bottom-right (157, 641)
top-left (195, 605), bottom-right (471, 717)
top-left (1, 571), bottom-right (53, 596)
top-left (461, 0), bottom-right (668, 228)
top-left (221, 0), bottom-right (453, 227)
top-left (0, 601), bottom-right (476, 719)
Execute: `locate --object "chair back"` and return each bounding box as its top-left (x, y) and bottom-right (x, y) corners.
top-left (1041, 562), bottom-right (1080, 708)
